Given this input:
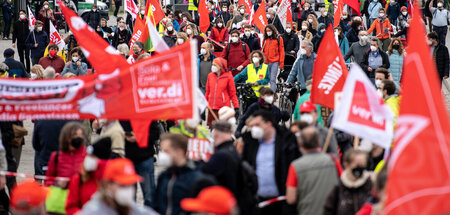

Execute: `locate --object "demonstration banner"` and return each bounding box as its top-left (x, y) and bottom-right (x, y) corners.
top-left (385, 5), bottom-right (450, 214)
top-left (125, 0), bottom-right (139, 20)
top-left (187, 138), bottom-right (213, 161)
top-left (277, 0), bottom-right (292, 29)
top-left (0, 42), bottom-right (197, 129)
top-left (331, 64), bottom-right (394, 149)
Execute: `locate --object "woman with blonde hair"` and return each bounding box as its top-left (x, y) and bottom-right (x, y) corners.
top-left (176, 32), bottom-right (189, 45)
top-left (297, 21), bottom-right (313, 41)
top-left (117, 43), bottom-right (130, 58)
top-left (30, 64), bottom-right (44, 79)
top-left (307, 14), bottom-right (318, 35)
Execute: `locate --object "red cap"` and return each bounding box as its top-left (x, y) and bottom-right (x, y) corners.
top-left (401, 6), bottom-right (407, 11)
top-left (213, 57), bottom-right (228, 71)
top-left (10, 181), bottom-right (49, 212)
top-left (181, 186), bottom-right (236, 214)
top-left (300, 101), bottom-right (317, 113)
top-left (103, 158), bottom-right (142, 185)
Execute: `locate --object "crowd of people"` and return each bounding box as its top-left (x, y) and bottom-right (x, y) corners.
top-left (0, 0), bottom-right (449, 214)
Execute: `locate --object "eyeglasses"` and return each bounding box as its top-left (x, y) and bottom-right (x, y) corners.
top-left (119, 21), bottom-right (125, 23)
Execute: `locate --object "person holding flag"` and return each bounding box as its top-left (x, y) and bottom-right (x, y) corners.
top-left (112, 19), bottom-right (131, 48)
top-left (12, 10), bottom-right (31, 73)
top-left (25, 21), bottom-right (49, 65)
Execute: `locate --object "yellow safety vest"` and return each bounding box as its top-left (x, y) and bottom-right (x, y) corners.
top-left (188, 0), bottom-right (198, 11)
top-left (246, 63), bottom-right (268, 97)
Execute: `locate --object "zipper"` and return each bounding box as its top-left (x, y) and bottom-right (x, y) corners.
top-left (166, 176), bottom-right (175, 215)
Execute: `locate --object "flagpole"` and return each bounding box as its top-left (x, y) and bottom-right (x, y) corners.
top-left (353, 136), bottom-right (360, 149)
top-left (207, 106), bottom-right (218, 121)
top-left (322, 126), bottom-right (334, 153)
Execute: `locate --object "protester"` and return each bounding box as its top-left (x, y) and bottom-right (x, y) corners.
top-left (387, 0), bottom-right (401, 26)
top-left (339, 10), bottom-right (351, 33)
top-left (318, 8), bottom-right (333, 27)
top-left (323, 149), bottom-right (372, 215)
top-left (221, 29), bottom-right (251, 76)
top-left (163, 22), bottom-right (177, 47)
top-left (380, 80), bottom-right (400, 120)
top-left (185, 23), bottom-right (205, 52)
top-left (387, 38), bottom-right (404, 85)
top-left (298, 21), bottom-right (313, 41)
top-left (241, 110), bottom-right (300, 214)
top-left (93, 119), bottom-right (125, 158)
top-left (346, 18), bottom-right (363, 46)
top-left (427, 32), bottom-right (449, 82)
top-left (79, 158), bottom-right (158, 215)
top-left (335, 27), bottom-right (350, 61)
top-left (152, 133), bottom-right (205, 215)
top-left (286, 126), bottom-right (339, 215)
top-left (2, 0), bottom-right (14, 39)
top-left (65, 137), bottom-right (112, 215)
top-left (38, 43), bottom-right (65, 74)
top-left (299, 2), bottom-right (314, 24)
top-left (12, 10), bottom-right (31, 72)
top-left (38, 1), bottom-right (55, 35)
top-left (242, 24), bottom-right (261, 51)
top-left (10, 181), bottom-right (48, 215)
top-left (117, 43), bottom-right (129, 58)
top-left (169, 118), bottom-right (211, 141)
top-left (292, 77), bottom-right (323, 125)
top-left (26, 21), bottom-right (49, 65)
top-left (361, 39), bottom-right (390, 83)
top-left (356, 166), bottom-right (388, 215)
top-left (96, 18), bottom-right (113, 44)
top-left (429, 0), bottom-right (450, 45)
top-left (234, 50), bottom-right (270, 97)
top-left (3, 48), bottom-right (28, 78)
top-left (367, 0), bottom-right (383, 27)
top-left (181, 186), bottom-right (238, 215)
top-left (267, 8), bottom-right (285, 34)
top-left (112, 19), bottom-right (131, 48)
top-left (210, 18), bottom-right (229, 44)
top-left (312, 23), bottom-right (326, 52)
top-left (62, 48), bottom-right (88, 77)
top-left (85, 5), bottom-right (101, 29)
top-left (262, 24), bottom-right (285, 91)
top-left (367, 8), bottom-right (392, 51)
top-left (176, 32), bottom-right (189, 45)
top-left (43, 66), bottom-right (56, 79)
top-left (30, 64), bottom-right (44, 79)
top-left (307, 14), bottom-right (319, 35)
top-left (397, 6), bottom-right (410, 32)
top-left (287, 40), bottom-right (316, 90)
top-left (130, 41), bottom-right (145, 62)
top-left (344, 30), bottom-right (370, 67)
top-left (199, 42), bottom-right (217, 92)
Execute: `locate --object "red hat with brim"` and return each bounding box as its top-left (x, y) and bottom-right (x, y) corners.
top-left (10, 181), bottom-right (50, 212)
top-left (103, 158), bottom-right (142, 185)
top-left (181, 186), bottom-right (236, 215)
top-left (300, 101), bottom-right (317, 113)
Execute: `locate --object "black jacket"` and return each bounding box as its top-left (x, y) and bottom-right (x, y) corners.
top-left (318, 16), bottom-right (333, 27)
top-left (282, 32), bottom-right (300, 56)
top-left (85, 10), bottom-right (101, 29)
top-left (324, 177), bottom-right (373, 215)
top-left (242, 34), bottom-right (261, 52)
top-left (13, 19), bottom-right (30, 44)
top-left (433, 44), bottom-right (450, 80)
top-left (112, 28), bottom-right (131, 48)
top-left (163, 34), bottom-right (177, 47)
top-left (361, 49), bottom-right (390, 77)
top-left (241, 126), bottom-right (301, 196)
top-left (122, 121), bottom-right (160, 163)
top-left (269, 16), bottom-right (285, 34)
top-left (312, 33), bottom-right (325, 52)
top-left (346, 27), bottom-right (360, 46)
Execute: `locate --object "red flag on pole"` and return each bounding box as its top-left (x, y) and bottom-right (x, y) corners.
top-left (198, 0), bottom-right (210, 33)
top-left (311, 25), bottom-right (348, 109)
top-left (253, 0), bottom-right (268, 32)
top-left (277, 0), bottom-right (293, 29)
top-left (238, 0), bottom-right (252, 13)
top-left (145, 0), bottom-right (165, 24)
top-left (343, 0), bottom-right (361, 15)
top-left (333, 0), bottom-right (343, 27)
top-left (384, 5), bottom-right (450, 215)
top-left (129, 16), bottom-right (149, 56)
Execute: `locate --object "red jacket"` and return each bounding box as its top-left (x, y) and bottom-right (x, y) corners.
top-left (205, 71), bottom-right (239, 110)
top-left (210, 27), bottom-right (229, 43)
top-left (221, 40), bottom-right (250, 74)
top-left (45, 146), bottom-right (86, 186)
top-left (262, 37), bottom-right (285, 67)
top-left (38, 55), bottom-right (66, 74)
top-left (65, 160), bottom-right (107, 215)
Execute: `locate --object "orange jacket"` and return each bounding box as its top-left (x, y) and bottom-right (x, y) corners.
top-left (262, 37), bottom-right (285, 67)
top-left (367, 18), bottom-right (392, 39)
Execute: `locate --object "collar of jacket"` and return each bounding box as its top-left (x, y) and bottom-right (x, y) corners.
top-left (168, 164), bottom-right (195, 176)
top-left (215, 140), bottom-right (234, 151)
top-left (340, 169), bottom-right (370, 188)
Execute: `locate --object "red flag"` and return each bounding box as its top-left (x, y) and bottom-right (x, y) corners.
top-left (198, 0), bottom-right (210, 33)
top-left (130, 120), bottom-right (152, 149)
top-left (125, 0), bottom-right (139, 19)
top-left (311, 25), bottom-right (348, 109)
top-left (385, 5), bottom-right (450, 215)
top-left (253, 0), bottom-right (268, 32)
top-left (277, 0), bottom-right (293, 29)
top-left (129, 16), bottom-right (149, 56)
top-left (239, 0), bottom-right (253, 14)
top-left (60, 3), bottom-right (129, 74)
top-left (343, 0), bottom-right (361, 15)
top-left (333, 0), bottom-right (343, 27)
top-left (145, 0), bottom-right (165, 24)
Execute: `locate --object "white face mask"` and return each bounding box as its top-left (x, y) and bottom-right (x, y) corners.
top-left (185, 118), bottom-right (199, 128)
top-left (167, 26), bottom-right (173, 31)
top-left (266, 31), bottom-right (272, 36)
top-left (30, 73), bottom-right (38, 79)
top-left (92, 9), bottom-right (97, 12)
top-left (343, 15), bottom-right (348, 19)
top-left (37, 26), bottom-right (43, 31)
top-left (19, 14), bottom-right (26, 19)
top-left (83, 156), bottom-right (98, 171)
top-left (308, 18), bottom-right (313, 23)
top-left (231, 36), bottom-right (239, 43)
top-left (44, 5), bottom-right (49, 9)
top-left (244, 31), bottom-right (251, 37)
top-left (186, 29), bottom-right (193, 35)
top-left (304, 6), bottom-right (309, 10)
top-left (177, 38), bottom-right (184, 44)
top-left (119, 27), bottom-right (125, 31)
top-left (140, 10), bottom-right (145, 15)
top-left (402, 11), bottom-right (408, 16)
top-left (361, 35), bottom-right (368, 41)
top-left (286, 28), bottom-right (292, 33)
top-left (72, 56), bottom-right (79, 62)
top-left (251, 126), bottom-right (264, 139)
top-left (267, 14), bottom-right (271, 19)
top-left (375, 79), bottom-right (382, 88)
top-left (370, 45), bottom-right (377, 52)
top-left (240, 9), bottom-right (245, 14)
top-left (114, 186), bottom-right (135, 206)
top-left (162, 18), bottom-right (167, 22)
top-left (222, 8), bottom-right (227, 12)
top-left (264, 95), bottom-right (274, 104)
top-left (251, 30), bottom-right (255, 34)
top-left (323, 12), bottom-right (328, 16)
top-left (438, 3), bottom-right (443, 7)
top-left (300, 113), bottom-right (314, 124)
top-left (379, 13), bottom-right (385, 17)
top-left (200, 48), bottom-right (207, 55)
top-left (211, 65), bottom-right (219, 73)
top-left (302, 26), bottom-right (308, 31)
top-left (320, 29), bottom-right (326, 33)
top-left (300, 48), bottom-right (307, 55)
top-left (157, 151), bottom-right (172, 167)
top-left (252, 57), bottom-right (260, 64)
top-left (217, 23), bottom-right (223, 27)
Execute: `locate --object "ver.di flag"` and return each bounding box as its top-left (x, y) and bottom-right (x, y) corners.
top-left (331, 63), bottom-right (394, 149)
top-left (145, 0), bottom-right (165, 25)
top-left (333, 0), bottom-right (343, 27)
top-left (28, 6), bottom-right (36, 31)
top-left (129, 16), bottom-right (149, 56)
top-left (384, 5), bottom-right (450, 214)
top-left (43, 22), bottom-right (66, 62)
top-left (252, 0), bottom-right (268, 32)
top-left (311, 25), bottom-right (348, 109)
top-left (277, 0), bottom-right (293, 29)
top-left (125, 0), bottom-right (139, 20)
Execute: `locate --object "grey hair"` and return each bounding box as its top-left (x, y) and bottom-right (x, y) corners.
top-left (117, 43), bottom-right (130, 56)
top-left (303, 40), bottom-right (314, 50)
top-left (0, 63), bottom-right (9, 73)
top-left (43, 66), bottom-right (56, 79)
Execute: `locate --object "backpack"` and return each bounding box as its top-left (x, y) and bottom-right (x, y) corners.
top-left (226, 42), bottom-right (246, 57)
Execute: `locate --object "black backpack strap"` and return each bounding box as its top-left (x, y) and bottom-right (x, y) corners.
top-left (54, 151), bottom-right (59, 176)
top-left (242, 42), bottom-right (246, 54)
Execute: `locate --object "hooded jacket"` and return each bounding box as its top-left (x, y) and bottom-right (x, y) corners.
top-left (205, 58), bottom-right (240, 110)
